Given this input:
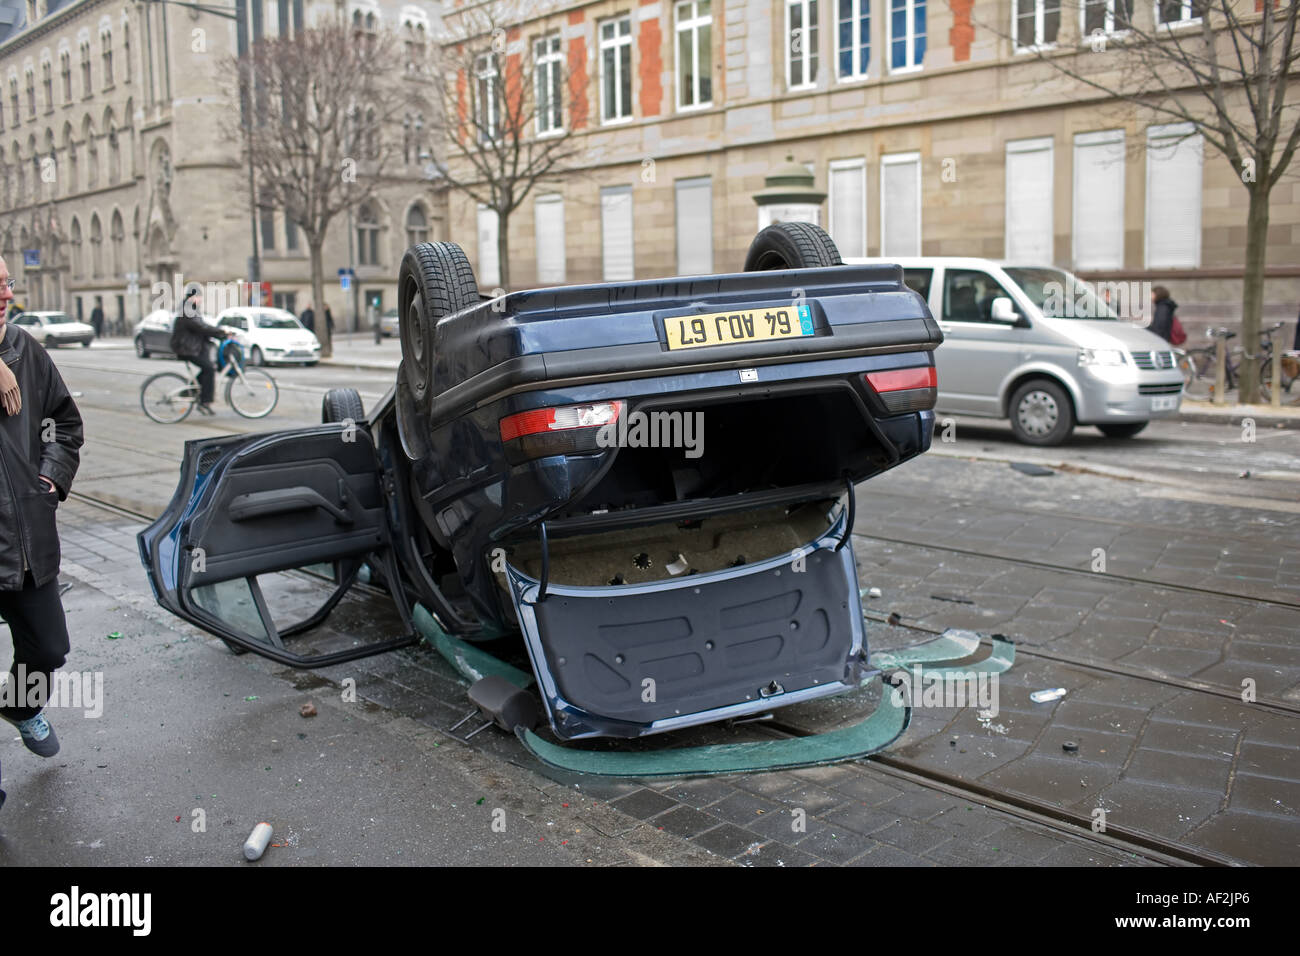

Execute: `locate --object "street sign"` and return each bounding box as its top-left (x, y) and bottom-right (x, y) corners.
top-left (22, 249), bottom-right (39, 267)
top-left (340, 275), bottom-right (351, 290)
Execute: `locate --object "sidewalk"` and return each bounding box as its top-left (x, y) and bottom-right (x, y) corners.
top-left (319, 332), bottom-right (401, 371)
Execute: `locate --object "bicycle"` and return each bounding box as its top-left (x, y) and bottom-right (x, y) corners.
top-left (1181, 322), bottom-right (1299, 402)
top-left (140, 338), bottom-right (279, 423)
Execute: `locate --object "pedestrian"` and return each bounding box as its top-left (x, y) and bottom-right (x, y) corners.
top-left (300, 302), bottom-right (315, 335)
top-left (324, 305), bottom-right (334, 338)
top-left (0, 253), bottom-right (85, 792)
top-left (1293, 303), bottom-right (1299, 352)
top-left (168, 287), bottom-right (227, 417)
top-left (89, 297), bottom-right (104, 340)
top-left (1148, 286), bottom-right (1184, 345)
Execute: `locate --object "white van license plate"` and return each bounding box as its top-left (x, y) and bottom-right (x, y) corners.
top-left (1151, 395), bottom-right (1179, 411)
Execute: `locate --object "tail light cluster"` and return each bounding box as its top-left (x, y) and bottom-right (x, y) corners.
top-left (862, 366), bottom-right (938, 414)
top-left (499, 401), bottom-right (623, 463)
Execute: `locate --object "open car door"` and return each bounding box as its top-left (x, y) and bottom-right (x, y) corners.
top-left (138, 424), bottom-right (417, 667)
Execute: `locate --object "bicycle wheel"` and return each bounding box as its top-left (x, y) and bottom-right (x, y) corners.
top-left (226, 368), bottom-right (279, 418)
top-left (1180, 351), bottom-right (1213, 400)
top-left (141, 372), bottom-right (198, 423)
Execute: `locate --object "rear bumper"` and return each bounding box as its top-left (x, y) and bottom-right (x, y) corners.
top-left (503, 507), bottom-right (866, 740)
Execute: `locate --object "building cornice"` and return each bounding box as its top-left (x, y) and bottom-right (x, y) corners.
top-left (0, 0), bottom-right (117, 59)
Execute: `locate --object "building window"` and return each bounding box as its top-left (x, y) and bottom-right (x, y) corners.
top-left (356, 203), bottom-right (379, 266)
top-left (477, 204), bottom-right (500, 288)
top-left (1082, 0), bottom-right (1132, 35)
top-left (675, 176), bottom-right (713, 274)
top-left (404, 22), bottom-right (427, 74)
top-left (260, 210), bottom-right (276, 251)
top-left (90, 214), bottom-right (103, 276)
top-left (600, 16), bottom-right (633, 124)
top-left (600, 185), bottom-right (634, 281)
top-left (534, 33), bottom-right (563, 135)
top-left (111, 211), bottom-right (124, 277)
top-left (837, 0), bottom-right (871, 79)
top-left (70, 217), bottom-right (82, 277)
top-left (1145, 124), bottom-right (1202, 269)
top-left (406, 204), bottom-right (428, 245)
top-left (102, 30), bottom-right (114, 86)
top-left (534, 193), bottom-right (566, 284)
top-left (888, 0), bottom-right (926, 72)
top-left (1072, 129), bottom-right (1125, 270)
top-left (41, 63), bottom-right (52, 112)
top-left (8, 79), bottom-right (17, 127)
top-left (124, 23), bottom-right (131, 82)
top-left (285, 217), bottom-right (299, 251)
top-left (1157, 0), bottom-right (1205, 25)
top-left (1014, 0), bottom-right (1060, 50)
top-left (675, 1), bottom-right (712, 110)
top-left (25, 69), bottom-right (35, 118)
top-left (81, 42), bottom-right (92, 96)
top-left (1004, 137), bottom-right (1054, 262)
top-left (880, 152), bottom-right (921, 256)
top-left (60, 52), bottom-right (72, 102)
top-left (828, 158), bottom-right (866, 258)
top-left (787, 1), bottom-right (820, 90)
top-left (474, 53), bottom-right (499, 143)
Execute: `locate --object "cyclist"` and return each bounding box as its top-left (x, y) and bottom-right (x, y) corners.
top-left (169, 287), bottom-right (229, 417)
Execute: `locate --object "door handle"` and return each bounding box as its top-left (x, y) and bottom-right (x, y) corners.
top-left (228, 486), bottom-right (354, 525)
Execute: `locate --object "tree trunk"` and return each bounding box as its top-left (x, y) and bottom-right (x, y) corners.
top-left (1236, 185), bottom-right (1270, 405)
top-left (309, 239), bottom-right (331, 359)
top-left (496, 209), bottom-right (510, 291)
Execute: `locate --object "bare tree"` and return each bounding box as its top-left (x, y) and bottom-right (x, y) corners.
top-left (220, 21), bottom-right (424, 357)
top-left (967, 0), bottom-right (1299, 403)
top-left (431, 2), bottom-right (582, 289)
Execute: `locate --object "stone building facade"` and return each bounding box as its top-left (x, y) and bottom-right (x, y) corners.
top-left (0, 0), bottom-right (447, 331)
top-left (443, 0), bottom-right (1299, 325)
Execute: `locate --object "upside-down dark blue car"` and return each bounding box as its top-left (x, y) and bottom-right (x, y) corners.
top-left (138, 223), bottom-right (954, 769)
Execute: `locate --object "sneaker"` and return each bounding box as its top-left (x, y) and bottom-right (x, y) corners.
top-left (196, 403), bottom-right (215, 417)
top-left (4, 713), bottom-right (60, 758)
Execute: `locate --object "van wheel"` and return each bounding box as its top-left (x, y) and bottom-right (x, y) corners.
top-left (322, 387), bottom-right (364, 424)
top-left (1009, 379), bottom-right (1075, 446)
top-left (743, 222), bottom-right (842, 271)
top-left (1097, 422), bottom-right (1147, 439)
top-left (398, 242), bottom-right (479, 408)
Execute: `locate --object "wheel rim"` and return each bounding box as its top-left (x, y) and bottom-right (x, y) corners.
top-left (142, 374), bottom-right (197, 423)
top-left (251, 347), bottom-right (263, 366)
top-left (1016, 390), bottom-right (1059, 437)
top-left (406, 291), bottom-right (425, 364)
top-left (135, 339), bottom-right (145, 357)
top-left (227, 370), bottom-right (278, 418)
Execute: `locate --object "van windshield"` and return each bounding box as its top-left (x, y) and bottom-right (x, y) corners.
top-left (1004, 267), bottom-right (1121, 321)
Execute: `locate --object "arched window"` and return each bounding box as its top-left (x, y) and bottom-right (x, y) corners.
top-left (101, 30), bottom-right (113, 87)
top-left (356, 203), bottom-right (379, 266)
top-left (405, 204), bottom-right (428, 245)
top-left (41, 62), bottom-right (52, 112)
top-left (70, 216), bottom-right (82, 277)
top-left (110, 210), bottom-right (124, 276)
top-left (83, 117), bottom-right (98, 188)
top-left (60, 51), bottom-right (71, 102)
top-left (0, 146), bottom-right (8, 206)
top-left (89, 213), bottom-right (102, 277)
top-left (80, 42), bottom-right (92, 97)
top-left (63, 122), bottom-right (76, 194)
top-left (43, 128), bottom-right (55, 196)
top-left (104, 108), bottom-right (119, 183)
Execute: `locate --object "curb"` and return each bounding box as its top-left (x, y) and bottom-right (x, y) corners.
top-left (1176, 406), bottom-right (1300, 429)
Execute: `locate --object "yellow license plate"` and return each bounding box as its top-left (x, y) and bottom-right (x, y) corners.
top-left (664, 305), bottom-right (814, 350)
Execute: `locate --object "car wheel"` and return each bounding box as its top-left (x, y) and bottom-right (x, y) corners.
top-left (135, 336), bottom-right (150, 359)
top-left (743, 221), bottom-right (843, 271)
top-left (1009, 379), bottom-right (1075, 446)
top-left (250, 346), bottom-right (265, 367)
top-left (397, 241), bottom-right (480, 409)
top-left (44, 336), bottom-right (56, 348)
top-left (81, 339), bottom-right (91, 348)
top-left (1097, 422), bottom-right (1148, 439)
top-left (322, 387), bottom-right (365, 424)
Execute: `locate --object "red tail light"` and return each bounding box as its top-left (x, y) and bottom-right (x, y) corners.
top-left (499, 401), bottom-right (622, 442)
top-left (864, 366), bottom-right (937, 392)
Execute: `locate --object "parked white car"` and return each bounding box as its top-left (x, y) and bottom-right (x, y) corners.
top-left (214, 307), bottom-right (321, 366)
top-left (11, 311), bottom-right (96, 347)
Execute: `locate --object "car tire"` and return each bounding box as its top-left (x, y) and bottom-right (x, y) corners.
top-left (1097, 422), bottom-right (1148, 439)
top-left (81, 339), bottom-right (91, 348)
top-left (743, 221), bottom-right (843, 271)
top-left (135, 336), bottom-right (150, 359)
top-left (1009, 379), bottom-right (1075, 446)
top-left (322, 387), bottom-right (365, 424)
top-left (398, 241), bottom-right (479, 409)
top-left (44, 336), bottom-right (55, 348)
top-left (250, 346), bottom-right (265, 367)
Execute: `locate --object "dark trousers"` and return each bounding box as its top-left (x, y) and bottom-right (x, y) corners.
top-left (0, 574), bottom-right (71, 722)
top-left (185, 352), bottom-right (217, 403)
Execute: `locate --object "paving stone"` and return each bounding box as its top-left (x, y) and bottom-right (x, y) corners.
top-left (654, 805), bottom-right (720, 838)
top-left (704, 790), bottom-right (785, 827)
top-left (848, 842), bottom-right (937, 866)
top-left (979, 753), bottom-right (1101, 807)
top-left (1226, 772), bottom-right (1300, 817)
top-left (744, 842), bottom-right (823, 867)
top-left (611, 788), bottom-right (680, 820)
top-left (1091, 779), bottom-right (1221, 839)
top-left (1184, 812), bottom-right (1300, 866)
top-left (822, 801), bottom-right (902, 836)
top-left (794, 822), bottom-right (878, 864)
top-left (691, 823), bottom-right (766, 859)
top-left (868, 817), bottom-right (953, 855)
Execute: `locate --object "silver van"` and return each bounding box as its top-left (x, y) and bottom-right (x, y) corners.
top-left (846, 257), bottom-right (1185, 445)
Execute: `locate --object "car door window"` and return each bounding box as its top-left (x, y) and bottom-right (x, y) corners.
top-left (943, 269), bottom-right (1017, 323)
top-left (902, 269), bottom-right (933, 301)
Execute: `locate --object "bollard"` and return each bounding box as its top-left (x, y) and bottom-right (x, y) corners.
top-left (1271, 345), bottom-right (1282, 408)
top-left (1213, 335), bottom-right (1227, 405)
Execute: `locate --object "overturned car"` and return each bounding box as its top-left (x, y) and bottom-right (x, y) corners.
top-left (139, 223), bottom-right (988, 773)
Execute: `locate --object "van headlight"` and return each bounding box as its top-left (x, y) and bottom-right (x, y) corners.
top-left (1078, 348), bottom-right (1127, 367)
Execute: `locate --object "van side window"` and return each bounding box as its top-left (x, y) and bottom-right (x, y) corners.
top-left (902, 269), bottom-right (932, 300)
top-left (943, 269), bottom-right (1016, 323)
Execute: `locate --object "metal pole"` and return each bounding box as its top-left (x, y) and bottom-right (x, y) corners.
top-left (1213, 335), bottom-right (1227, 406)
top-left (1270, 340), bottom-right (1283, 408)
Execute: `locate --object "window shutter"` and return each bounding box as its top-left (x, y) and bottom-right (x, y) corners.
top-left (880, 153), bottom-right (920, 257)
top-left (601, 186), bottom-right (634, 281)
top-left (1005, 137), bottom-right (1054, 263)
top-left (477, 205), bottom-right (500, 289)
top-left (1145, 124), bottom-right (1202, 269)
top-left (829, 159), bottom-right (866, 258)
top-left (1072, 130), bottom-right (1125, 270)
top-left (534, 194), bottom-right (566, 284)
top-left (675, 177), bottom-right (713, 275)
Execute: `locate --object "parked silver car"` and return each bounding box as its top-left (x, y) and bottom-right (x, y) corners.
top-left (11, 311), bottom-right (95, 347)
top-left (846, 257), bottom-right (1184, 445)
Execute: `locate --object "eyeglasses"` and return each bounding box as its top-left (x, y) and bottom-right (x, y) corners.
top-left (2, 279), bottom-right (13, 291)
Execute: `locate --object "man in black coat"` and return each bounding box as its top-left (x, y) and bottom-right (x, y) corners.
top-left (0, 255), bottom-right (84, 775)
top-left (89, 297), bottom-right (105, 339)
top-left (300, 303), bottom-right (315, 335)
top-left (169, 288), bottom-right (227, 416)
